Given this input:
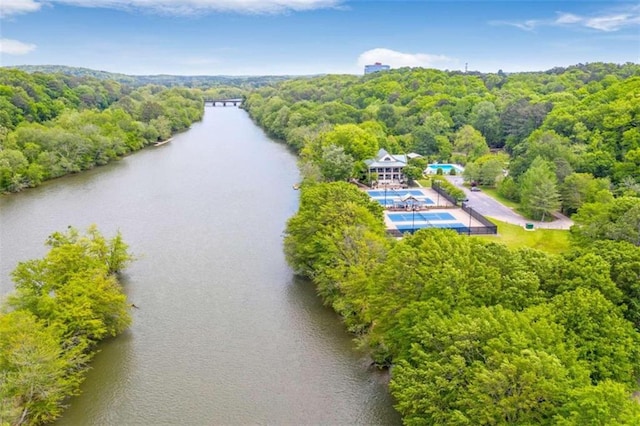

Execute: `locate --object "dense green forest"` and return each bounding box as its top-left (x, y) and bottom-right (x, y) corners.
top-left (10, 65), bottom-right (297, 88)
top-left (284, 182), bottom-right (640, 424)
top-left (244, 62), bottom-right (640, 224)
top-left (2, 63), bottom-right (640, 424)
top-left (0, 227), bottom-right (132, 425)
top-left (0, 68), bottom-right (220, 193)
top-left (243, 63), bottom-right (640, 423)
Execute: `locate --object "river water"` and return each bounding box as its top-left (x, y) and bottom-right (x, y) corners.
top-left (0, 108), bottom-right (400, 425)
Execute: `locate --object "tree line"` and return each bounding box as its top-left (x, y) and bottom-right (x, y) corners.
top-left (0, 68), bottom-right (221, 193)
top-left (9, 65), bottom-right (292, 89)
top-left (284, 181), bottom-right (640, 424)
top-left (243, 63), bottom-right (640, 223)
top-left (242, 63), bottom-right (640, 422)
top-left (0, 227), bottom-right (133, 425)
top-left (3, 63), bottom-right (639, 423)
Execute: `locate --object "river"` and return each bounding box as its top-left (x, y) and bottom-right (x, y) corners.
top-left (0, 107), bottom-right (400, 425)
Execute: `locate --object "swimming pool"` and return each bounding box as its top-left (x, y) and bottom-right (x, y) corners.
top-left (424, 164), bottom-right (464, 175)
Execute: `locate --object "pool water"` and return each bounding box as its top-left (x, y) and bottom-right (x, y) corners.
top-left (425, 164), bottom-right (464, 174)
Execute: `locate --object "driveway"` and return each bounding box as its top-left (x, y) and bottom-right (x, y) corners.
top-left (445, 176), bottom-right (574, 230)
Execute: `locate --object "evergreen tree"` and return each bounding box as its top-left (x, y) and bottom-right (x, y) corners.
top-left (520, 157), bottom-right (561, 221)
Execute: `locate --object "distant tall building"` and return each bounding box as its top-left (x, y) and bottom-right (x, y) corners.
top-left (364, 62), bottom-right (390, 75)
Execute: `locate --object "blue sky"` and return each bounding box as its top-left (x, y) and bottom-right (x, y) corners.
top-left (1, 1), bottom-right (638, 75)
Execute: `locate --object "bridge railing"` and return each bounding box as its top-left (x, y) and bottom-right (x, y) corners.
top-left (204, 99), bottom-right (243, 107)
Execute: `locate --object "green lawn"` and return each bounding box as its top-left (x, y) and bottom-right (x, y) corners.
top-left (481, 187), bottom-right (559, 222)
top-left (417, 178), bottom-right (431, 188)
top-left (477, 217), bottom-right (571, 254)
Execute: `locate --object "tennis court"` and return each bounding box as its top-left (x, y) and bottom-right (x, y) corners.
top-left (363, 186), bottom-right (496, 236)
top-left (387, 212), bottom-right (456, 222)
top-left (396, 222), bottom-right (469, 233)
top-left (367, 189), bottom-right (424, 198)
top-left (367, 189), bottom-right (435, 207)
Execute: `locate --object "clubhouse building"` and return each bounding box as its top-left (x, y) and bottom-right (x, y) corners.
top-left (365, 149), bottom-right (422, 187)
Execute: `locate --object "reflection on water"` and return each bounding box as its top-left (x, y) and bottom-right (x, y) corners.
top-left (1, 108), bottom-right (400, 425)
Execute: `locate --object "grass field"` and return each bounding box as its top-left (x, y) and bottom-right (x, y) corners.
top-left (478, 217), bottom-right (571, 254)
top-left (480, 187), bottom-right (562, 221)
top-left (417, 178), bottom-right (431, 188)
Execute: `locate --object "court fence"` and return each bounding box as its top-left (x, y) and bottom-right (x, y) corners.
top-left (385, 203), bottom-right (498, 237)
top-left (431, 181), bottom-right (459, 206)
top-left (387, 225), bottom-right (497, 238)
top-left (461, 203), bottom-right (498, 235)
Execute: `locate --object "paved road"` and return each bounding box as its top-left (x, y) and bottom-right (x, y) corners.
top-left (445, 176), bottom-right (574, 230)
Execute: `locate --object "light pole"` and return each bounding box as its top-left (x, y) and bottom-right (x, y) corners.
top-left (384, 184), bottom-right (387, 208)
top-left (412, 205), bottom-right (416, 234)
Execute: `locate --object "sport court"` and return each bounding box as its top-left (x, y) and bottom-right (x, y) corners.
top-left (366, 188), bottom-right (488, 235)
top-left (367, 189), bottom-right (434, 207)
top-left (386, 210), bottom-right (470, 233)
top-left (387, 211), bottom-right (456, 222)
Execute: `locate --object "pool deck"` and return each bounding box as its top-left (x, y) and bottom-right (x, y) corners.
top-left (424, 163), bottom-right (465, 175)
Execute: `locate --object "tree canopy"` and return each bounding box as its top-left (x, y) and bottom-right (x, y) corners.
top-left (244, 63), bottom-right (639, 221)
top-left (283, 181), bottom-right (640, 424)
top-left (0, 69), bottom-right (207, 193)
top-left (1, 226), bottom-right (133, 425)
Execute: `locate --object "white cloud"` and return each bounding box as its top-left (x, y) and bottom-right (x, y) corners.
top-left (0, 38), bottom-right (37, 55)
top-left (585, 14), bottom-right (640, 32)
top-left (493, 5), bottom-right (640, 32)
top-left (490, 19), bottom-right (540, 31)
top-left (47, 0), bottom-right (342, 15)
top-left (0, 0), bottom-right (41, 18)
top-left (554, 13), bottom-right (582, 25)
top-left (515, 20), bottom-right (539, 31)
top-left (357, 48), bottom-right (457, 71)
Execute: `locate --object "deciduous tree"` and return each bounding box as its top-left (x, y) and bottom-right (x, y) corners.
top-left (452, 124), bottom-right (489, 162)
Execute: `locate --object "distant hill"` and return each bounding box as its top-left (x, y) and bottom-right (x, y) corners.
top-left (6, 65), bottom-right (299, 87)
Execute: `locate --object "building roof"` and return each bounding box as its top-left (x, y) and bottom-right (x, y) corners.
top-left (400, 194), bottom-right (420, 202)
top-left (364, 149), bottom-right (421, 169)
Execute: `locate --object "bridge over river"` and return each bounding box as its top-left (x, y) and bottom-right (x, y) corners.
top-left (204, 98), bottom-right (243, 107)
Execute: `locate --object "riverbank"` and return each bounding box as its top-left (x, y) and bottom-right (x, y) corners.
top-left (154, 137), bottom-right (173, 147)
top-left (0, 227), bottom-right (133, 425)
top-left (0, 72), bottom-right (204, 195)
top-left (1, 107), bottom-right (400, 425)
